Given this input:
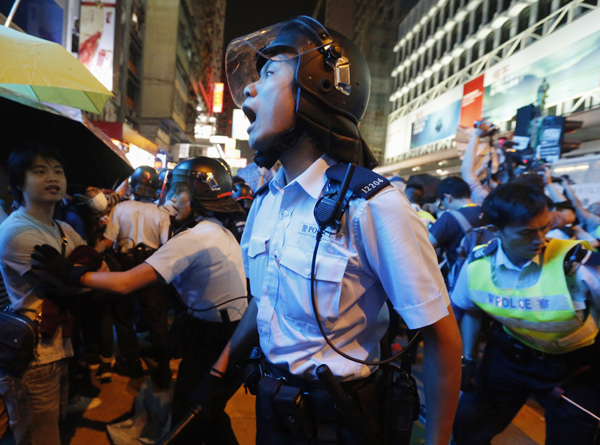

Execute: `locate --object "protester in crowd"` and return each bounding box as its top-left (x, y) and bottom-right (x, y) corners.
top-left (31, 156), bottom-right (248, 445)
top-left (428, 176), bottom-right (482, 267)
top-left (198, 16), bottom-right (461, 444)
top-left (405, 182), bottom-right (436, 225)
top-left (98, 166), bottom-right (172, 388)
top-left (460, 121), bottom-right (500, 205)
top-left (452, 183), bottom-right (600, 444)
top-left (0, 144), bottom-right (88, 444)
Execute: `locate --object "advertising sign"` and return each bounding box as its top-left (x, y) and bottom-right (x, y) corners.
top-left (213, 82), bottom-right (224, 113)
top-left (410, 99), bottom-right (462, 149)
top-left (79, 2), bottom-right (116, 91)
top-left (460, 75), bottom-right (485, 127)
top-left (483, 27), bottom-right (600, 122)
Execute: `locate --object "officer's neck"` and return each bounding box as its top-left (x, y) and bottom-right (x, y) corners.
top-left (280, 134), bottom-right (323, 184)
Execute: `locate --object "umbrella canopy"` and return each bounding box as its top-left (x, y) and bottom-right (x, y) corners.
top-left (0, 26), bottom-right (112, 114)
top-left (0, 87), bottom-right (133, 192)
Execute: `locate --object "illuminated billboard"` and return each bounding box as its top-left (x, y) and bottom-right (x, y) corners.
top-left (79, 2), bottom-right (116, 91)
top-left (213, 82), bottom-right (224, 113)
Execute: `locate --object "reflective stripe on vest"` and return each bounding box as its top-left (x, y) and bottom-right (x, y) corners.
top-left (468, 238), bottom-right (598, 354)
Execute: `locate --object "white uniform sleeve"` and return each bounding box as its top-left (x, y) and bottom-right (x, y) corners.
top-left (450, 260), bottom-right (478, 311)
top-left (145, 231), bottom-right (197, 284)
top-left (355, 187), bottom-right (450, 329)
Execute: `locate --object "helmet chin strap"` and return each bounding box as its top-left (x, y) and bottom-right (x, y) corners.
top-left (253, 127), bottom-right (302, 169)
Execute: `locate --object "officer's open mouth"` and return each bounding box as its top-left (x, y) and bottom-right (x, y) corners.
top-left (242, 106), bottom-right (256, 124)
top-left (45, 185), bottom-right (60, 191)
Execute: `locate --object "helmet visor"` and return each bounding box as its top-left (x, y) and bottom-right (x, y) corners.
top-left (225, 15), bottom-right (332, 107)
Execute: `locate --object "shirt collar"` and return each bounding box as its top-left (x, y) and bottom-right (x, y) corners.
top-left (496, 241), bottom-right (541, 271)
top-left (270, 155), bottom-right (334, 200)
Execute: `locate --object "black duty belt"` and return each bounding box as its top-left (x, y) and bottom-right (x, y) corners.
top-left (264, 361), bottom-right (378, 392)
top-left (489, 323), bottom-right (596, 363)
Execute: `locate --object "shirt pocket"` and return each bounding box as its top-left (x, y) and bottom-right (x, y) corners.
top-left (279, 244), bottom-right (348, 330)
top-left (246, 235), bottom-right (270, 295)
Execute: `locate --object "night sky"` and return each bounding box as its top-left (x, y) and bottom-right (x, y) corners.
top-left (223, 0), bottom-right (320, 51)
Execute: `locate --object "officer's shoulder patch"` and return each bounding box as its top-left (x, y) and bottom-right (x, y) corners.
top-left (468, 238), bottom-right (499, 262)
top-left (254, 181), bottom-right (270, 198)
top-left (325, 164), bottom-right (390, 200)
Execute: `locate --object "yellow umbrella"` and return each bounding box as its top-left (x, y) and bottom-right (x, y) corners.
top-left (0, 26), bottom-right (112, 114)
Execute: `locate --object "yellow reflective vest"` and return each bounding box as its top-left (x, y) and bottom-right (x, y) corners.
top-left (468, 239), bottom-right (599, 354)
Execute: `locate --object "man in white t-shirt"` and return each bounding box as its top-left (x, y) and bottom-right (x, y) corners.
top-left (0, 144), bottom-right (85, 445)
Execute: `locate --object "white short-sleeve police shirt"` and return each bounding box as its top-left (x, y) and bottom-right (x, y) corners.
top-left (146, 217), bottom-right (247, 322)
top-left (241, 156), bottom-right (450, 381)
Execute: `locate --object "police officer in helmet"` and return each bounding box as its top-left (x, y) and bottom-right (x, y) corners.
top-left (31, 156), bottom-right (248, 444)
top-left (130, 165), bottom-right (160, 202)
top-left (205, 16), bottom-right (461, 444)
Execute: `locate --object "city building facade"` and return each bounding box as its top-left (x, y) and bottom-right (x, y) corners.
top-left (381, 0), bottom-right (600, 179)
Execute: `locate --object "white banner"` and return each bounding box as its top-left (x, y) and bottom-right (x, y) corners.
top-left (79, 2), bottom-right (116, 91)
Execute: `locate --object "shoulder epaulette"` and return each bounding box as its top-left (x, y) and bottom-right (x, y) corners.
top-left (254, 181), bottom-right (270, 198)
top-left (468, 238), bottom-right (499, 262)
top-left (325, 164), bottom-right (390, 200)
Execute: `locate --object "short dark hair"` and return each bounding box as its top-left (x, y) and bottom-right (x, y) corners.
top-left (7, 143), bottom-right (64, 207)
top-left (404, 183), bottom-right (424, 204)
top-left (437, 176), bottom-right (471, 200)
top-left (509, 172), bottom-right (545, 192)
top-left (482, 183), bottom-right (548, 229)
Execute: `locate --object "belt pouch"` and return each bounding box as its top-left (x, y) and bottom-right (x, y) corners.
top-left (274, 384), bottom-right (314, 439)
top-left (385, 368), bottom-right (419, 445)
top-left (257, 375), bottom-right (282, 426)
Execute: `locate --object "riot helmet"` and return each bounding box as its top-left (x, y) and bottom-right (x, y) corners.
top-left (226, 15), bottom-right (377, 169)
top-left (232, 181), bottom-right (253, 214)
top-left (130, 166), bottom-right (159, 200)
top-left (170, 157), bottom-right (244, 215)
top-left (157, 169), bottom-right (172, 200)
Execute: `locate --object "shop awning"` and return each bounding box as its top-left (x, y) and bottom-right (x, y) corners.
top-left (92, 121), bottom-right (158, 156)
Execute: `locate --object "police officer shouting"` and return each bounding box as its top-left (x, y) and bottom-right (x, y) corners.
top-left (32, 157), bottom-right (248, 444)
top-left (452, 183), bottom-right (600, 444)
top-left (204, 16), bottom-right (462, 445)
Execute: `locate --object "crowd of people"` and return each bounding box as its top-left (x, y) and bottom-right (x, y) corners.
top-left (0, 14), bottom-right (599, 445)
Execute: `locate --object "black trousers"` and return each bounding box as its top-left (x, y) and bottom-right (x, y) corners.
top-left (453, 324), bottom-right (600, 445)
top-left (112, 283), bottom-right (170, 367)
top-left (170, 314), bottom-right (240, 445)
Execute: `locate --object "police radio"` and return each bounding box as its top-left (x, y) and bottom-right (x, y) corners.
top-left (314, 163), bottom-right (355, 230)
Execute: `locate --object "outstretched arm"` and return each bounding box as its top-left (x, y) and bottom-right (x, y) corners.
top-left (420, 306), bottom-right (462, 445)
top-left (81, 263), bottom-right (159, 294)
